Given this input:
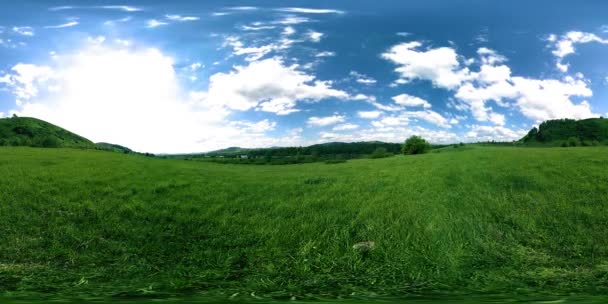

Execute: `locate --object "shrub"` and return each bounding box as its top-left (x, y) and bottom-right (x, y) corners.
top-left (560, 141), bottom-right (568, 147)
top-left (567, 137), bottom-right (580, 147)
top-left (402, 136), bottom-right (431, 155)
top-left (370, 147), bottom-right (389, 159)
top-left (325, 159), bottom-right (346, 164)
top-left (40, 136), bottom-right (61, 148)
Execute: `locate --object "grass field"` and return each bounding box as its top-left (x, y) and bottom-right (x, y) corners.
top-left (1, 146), bottom-right (607, 301)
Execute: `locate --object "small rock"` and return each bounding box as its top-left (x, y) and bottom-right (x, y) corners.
top-left (352, 241), bottom-right (376, 253)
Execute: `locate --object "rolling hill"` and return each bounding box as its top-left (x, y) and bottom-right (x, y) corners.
top-left (0, 116), bottom-right (95, 148)
top-left (521, 117), bottom-right (608, 145)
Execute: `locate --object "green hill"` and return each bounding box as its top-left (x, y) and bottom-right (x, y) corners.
top-left (0, 116), bottom-right (95, 148)
top-left (95, 142), bottom-right (133, 154)
top-left (520, 117), bottom-right (608, 145)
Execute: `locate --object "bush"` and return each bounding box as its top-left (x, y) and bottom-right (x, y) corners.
top-left (325, 159), bottom-right (346, 164)
top-left (370, 147), bottom-right (389, 159)
top-left (567, 137), bottom-right (580, 147)
top-left (402, 136), bottom-right (431, 155)
top-left (560, 141), bottom-right (568, 147)
top-left (40, 136), bottom-right (61, 148)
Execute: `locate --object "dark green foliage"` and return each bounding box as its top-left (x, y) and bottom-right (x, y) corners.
top-left (568, 136), bottom-right (580, 147)
top-left (39, 136), bottom-right (61, 148)
top-left (0, 117), bottom-right (95, 149)
top-left (370, 147), bottom-right (391, 159)
top-left (95, 142), bottom-right (133, 154)
top-left (324, 159), bottom-right (347, 164)
top-left (402, 135), bottom-right (431, 155)
top-left (521, 118), bottom-right (608, 144)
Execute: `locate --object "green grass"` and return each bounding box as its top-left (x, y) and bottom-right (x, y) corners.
top-left (1, 146), bottom-right (607, 300)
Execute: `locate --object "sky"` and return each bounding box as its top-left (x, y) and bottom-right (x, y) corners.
top-left (1, 0), bottom-right (608, 153)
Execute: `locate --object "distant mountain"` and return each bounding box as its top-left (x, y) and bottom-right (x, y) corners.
top-left (520, 117), bottom-right (608, 144)
top-left (0, 116), bottom-right (96, 148)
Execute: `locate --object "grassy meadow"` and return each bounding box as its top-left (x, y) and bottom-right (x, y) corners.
top-left (1, 145), bottom-right (608, 300)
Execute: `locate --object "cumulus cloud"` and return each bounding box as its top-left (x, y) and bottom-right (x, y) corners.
top-left (549, 31), bottom-right (608, 72)
top-left (465, 125), bottom-right (527, 142)
top-left (349, 71), bottom-right (377, 85)
top-left (307, 115), bottom-right (345, 127)
top-left (332, 123), bottom-right (359, 131)
top-left (306, 31), bottom-right (324, 43)
top-left (391, 93), bottom-right (431, 108)
top-left (382, 41), bottom-right (598, 124)
top-left (200, 58), bottom-right (349, 115)
top-left (358, 111), bottom-right (382, 119)
top-left (223, 36), bottom-right (295, 61)
top-left (0, 42), bottom-right (305, 153)
top-left (320, 125), bottom-right (457, 144)
top-left (381, 41), bottom-right (471, 89)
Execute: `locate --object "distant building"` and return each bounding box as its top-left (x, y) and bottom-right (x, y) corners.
top-left (240, 155), bottom-right (249, 159)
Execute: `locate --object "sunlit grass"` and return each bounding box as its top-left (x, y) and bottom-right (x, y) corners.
top-left (0, 146), bottom-right (607, 300)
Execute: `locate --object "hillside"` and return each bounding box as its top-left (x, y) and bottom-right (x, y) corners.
top-left (0, 116), bottom-right (95, 148)
top-left (521, 117), bottom-right (608, 145)
top-left (1, 146), bottom-right (607, 300)
top-left (95, 142), bottom-right (133, 154)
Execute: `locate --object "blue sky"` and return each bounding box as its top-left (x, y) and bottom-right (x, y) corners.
top-left (1, 0), bottom-right (607, 153)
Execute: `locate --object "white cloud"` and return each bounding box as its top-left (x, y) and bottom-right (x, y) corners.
top-left (321, 125), bottom-right (457, 144)
top-left (383, 42), bottom-right (598, 124)
top-left (381, 41), bottom-right (471, 89)
top-left (146, 19), bottom-right (168, 28)
top-left (358, 111), bottom-right (382, 119)
top-left (391, 93), bottom-right (431, 108)
top-left (44, 21), bottom-right (79, 29)
top-left (230, 119), bottom-right (277, 133)
top-left (403, 110), bottom-right (451, 128)
top-left (306, 31), bottom-right (324, 43)
top-left (226, 6), bottom-right (259, 11)
top-left (332, 123), bottom-right (359, 131)
top-left (272, 16), bottom-right (311, 25)
top-left (349, 71), bottom-right (377, 85)
top-left (223, 36), bottom-right (295, 62)
top-left (315, 51), bottom-right (336, 57)
top-left (465, 125), bottom-right (526, 142)
top-left (282, 26), bottom-right (296, 36)
top-left (274, 7), bottom-right (344, 14)
top-left (0, 63), bottom-right (55, 100)
top-left (99, 5), bottom-right (142, 12)
top-left (242, 24), bottom-right (276, 31)
top-left (477, 47), bottom-right (507, 65)
top-left (549, 31), bottom-right (608, 72)
top-left (307, 115), bottom-right (345, 127)
top-left (0, 43), bottom-right (319, 153)
top-left (50, 5), bottom-right (142, 12)
top-left (201, 58), bottom-right (349, 114)
top-left (12, 26), bottom-right (34, 36)
top-left (165, 15), bottom-right (200, 22)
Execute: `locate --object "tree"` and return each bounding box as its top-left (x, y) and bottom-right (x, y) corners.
top-left (40, 136), bottom-right (61, 148)
top-left (371, 147), bottom-right (389, 159)
top-left (402, 136), bottom-right (431, 155)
